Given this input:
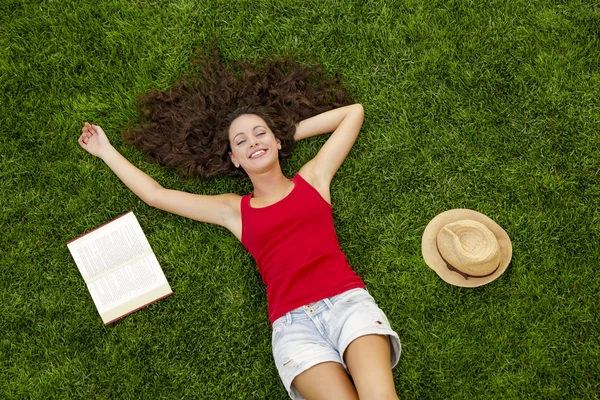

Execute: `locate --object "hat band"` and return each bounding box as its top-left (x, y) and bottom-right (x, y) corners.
top-left (436, 244), bottom-right (499, 280)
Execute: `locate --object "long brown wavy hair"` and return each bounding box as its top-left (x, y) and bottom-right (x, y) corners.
top-left (122, 49), bottom-right (354, 178)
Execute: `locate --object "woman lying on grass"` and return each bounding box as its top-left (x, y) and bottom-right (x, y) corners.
top-left (78, 51), bottom-right (401, 400)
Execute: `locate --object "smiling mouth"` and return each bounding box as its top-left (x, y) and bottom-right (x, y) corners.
top-left (249, 149), bottom-right (266, 159)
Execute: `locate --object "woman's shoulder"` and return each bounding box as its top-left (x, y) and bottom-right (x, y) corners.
top-left (296, 167), bottom-right (331, 205)
top-left (220, 193), bottom-right (245, 210)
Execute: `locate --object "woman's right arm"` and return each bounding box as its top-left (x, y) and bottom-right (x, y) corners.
top-left (78, 123), bottom-right (241, 237)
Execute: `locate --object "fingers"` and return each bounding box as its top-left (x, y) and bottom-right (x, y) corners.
top-left (82, 122), bottom-right (94, 134)
top-left (79, 130), bottom-right (90, 145)
top-left (91, 124), bottom-right (103, 136)
top-left (78, 136), bottom-right (88, 147)
top-left (80, 122), bottom-right (95, 137)
top-left (79, 122), bottom-right (94, 147)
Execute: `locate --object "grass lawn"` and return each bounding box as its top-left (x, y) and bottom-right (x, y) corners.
top-left (1, 0), bottom-right (599, 398)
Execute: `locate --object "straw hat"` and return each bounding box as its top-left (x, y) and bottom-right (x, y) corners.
top-left (421, 209), bottom-right (512, 287)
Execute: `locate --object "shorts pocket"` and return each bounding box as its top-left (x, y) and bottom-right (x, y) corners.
top-left (272, 320), bottom-right (286, 344)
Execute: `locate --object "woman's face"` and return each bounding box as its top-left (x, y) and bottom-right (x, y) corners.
top-left (228, 114), bottom-right (281, 174)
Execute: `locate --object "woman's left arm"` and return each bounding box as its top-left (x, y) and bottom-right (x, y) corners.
top-left (296, 104), bottom-right (364, 201)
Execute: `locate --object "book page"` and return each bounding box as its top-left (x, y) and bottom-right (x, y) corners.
top-left (100, 284), bottom-right (173, 325)
top-left (87, 253), bottom-right (169, 315)
top-left (68, 212), bottom-right (152, 283)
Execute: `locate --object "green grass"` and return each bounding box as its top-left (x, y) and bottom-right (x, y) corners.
top-left (1, 0), bottom-right (599, 398)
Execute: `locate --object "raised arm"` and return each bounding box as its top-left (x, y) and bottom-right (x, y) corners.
top-left (78, 123), bottom-right (241, 238)
top-left (296, 104), bottom-right (364, 202)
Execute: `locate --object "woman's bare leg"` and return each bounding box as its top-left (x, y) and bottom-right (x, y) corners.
top-left (344, 335), bottom-right (398, 400)
top-left (292, 361), bottom-right (358, 400)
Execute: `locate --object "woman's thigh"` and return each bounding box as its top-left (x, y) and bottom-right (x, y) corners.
top-left (292, 361), bottom-right (358, 400)
top-left (344, 335), bottom-right (398, 400)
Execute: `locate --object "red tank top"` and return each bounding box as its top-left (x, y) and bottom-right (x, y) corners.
top-left (241, 174), bottom-right (365, 324)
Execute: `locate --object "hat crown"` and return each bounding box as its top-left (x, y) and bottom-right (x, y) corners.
top-left (436, 220), bottom-right (501, 277)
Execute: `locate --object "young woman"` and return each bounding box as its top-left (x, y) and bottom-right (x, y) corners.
top-left (78, 52), bottom-right (401, 400)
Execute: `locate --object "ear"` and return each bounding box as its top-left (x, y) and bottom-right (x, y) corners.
top-left (276, 139), bottom-right (282, 150)
top-left (229, 152), bottom-right (240, 168)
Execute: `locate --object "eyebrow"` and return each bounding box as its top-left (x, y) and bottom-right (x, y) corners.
top-left (233, 125), bottom-right (267, 140)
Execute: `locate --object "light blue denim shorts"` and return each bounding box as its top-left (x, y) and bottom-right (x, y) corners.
top-left (271, 288), bottom-right (401, 399)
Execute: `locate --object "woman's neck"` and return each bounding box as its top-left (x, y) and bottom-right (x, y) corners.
top-left (248, 168), bottom-right (293, 202)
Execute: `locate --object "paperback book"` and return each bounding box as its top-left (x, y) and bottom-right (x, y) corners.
top-left (67, 211), bottom-right (172, 324)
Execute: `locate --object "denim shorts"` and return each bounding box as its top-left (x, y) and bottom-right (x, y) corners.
top-left (271, 288), bottom-right (401, 400)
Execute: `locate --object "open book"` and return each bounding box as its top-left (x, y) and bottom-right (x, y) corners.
top-left (67, 211), bottom-right (172, 324)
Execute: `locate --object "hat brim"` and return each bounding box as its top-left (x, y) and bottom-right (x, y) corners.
top-left (421, 209), bottom-right (512, 287)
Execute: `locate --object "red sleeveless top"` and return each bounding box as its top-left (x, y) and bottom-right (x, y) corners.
top-left (241, 174), bottom-right (365, 324)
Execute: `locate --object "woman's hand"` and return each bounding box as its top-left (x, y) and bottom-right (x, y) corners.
top-left (78, 122), bottom-right (113, 159)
